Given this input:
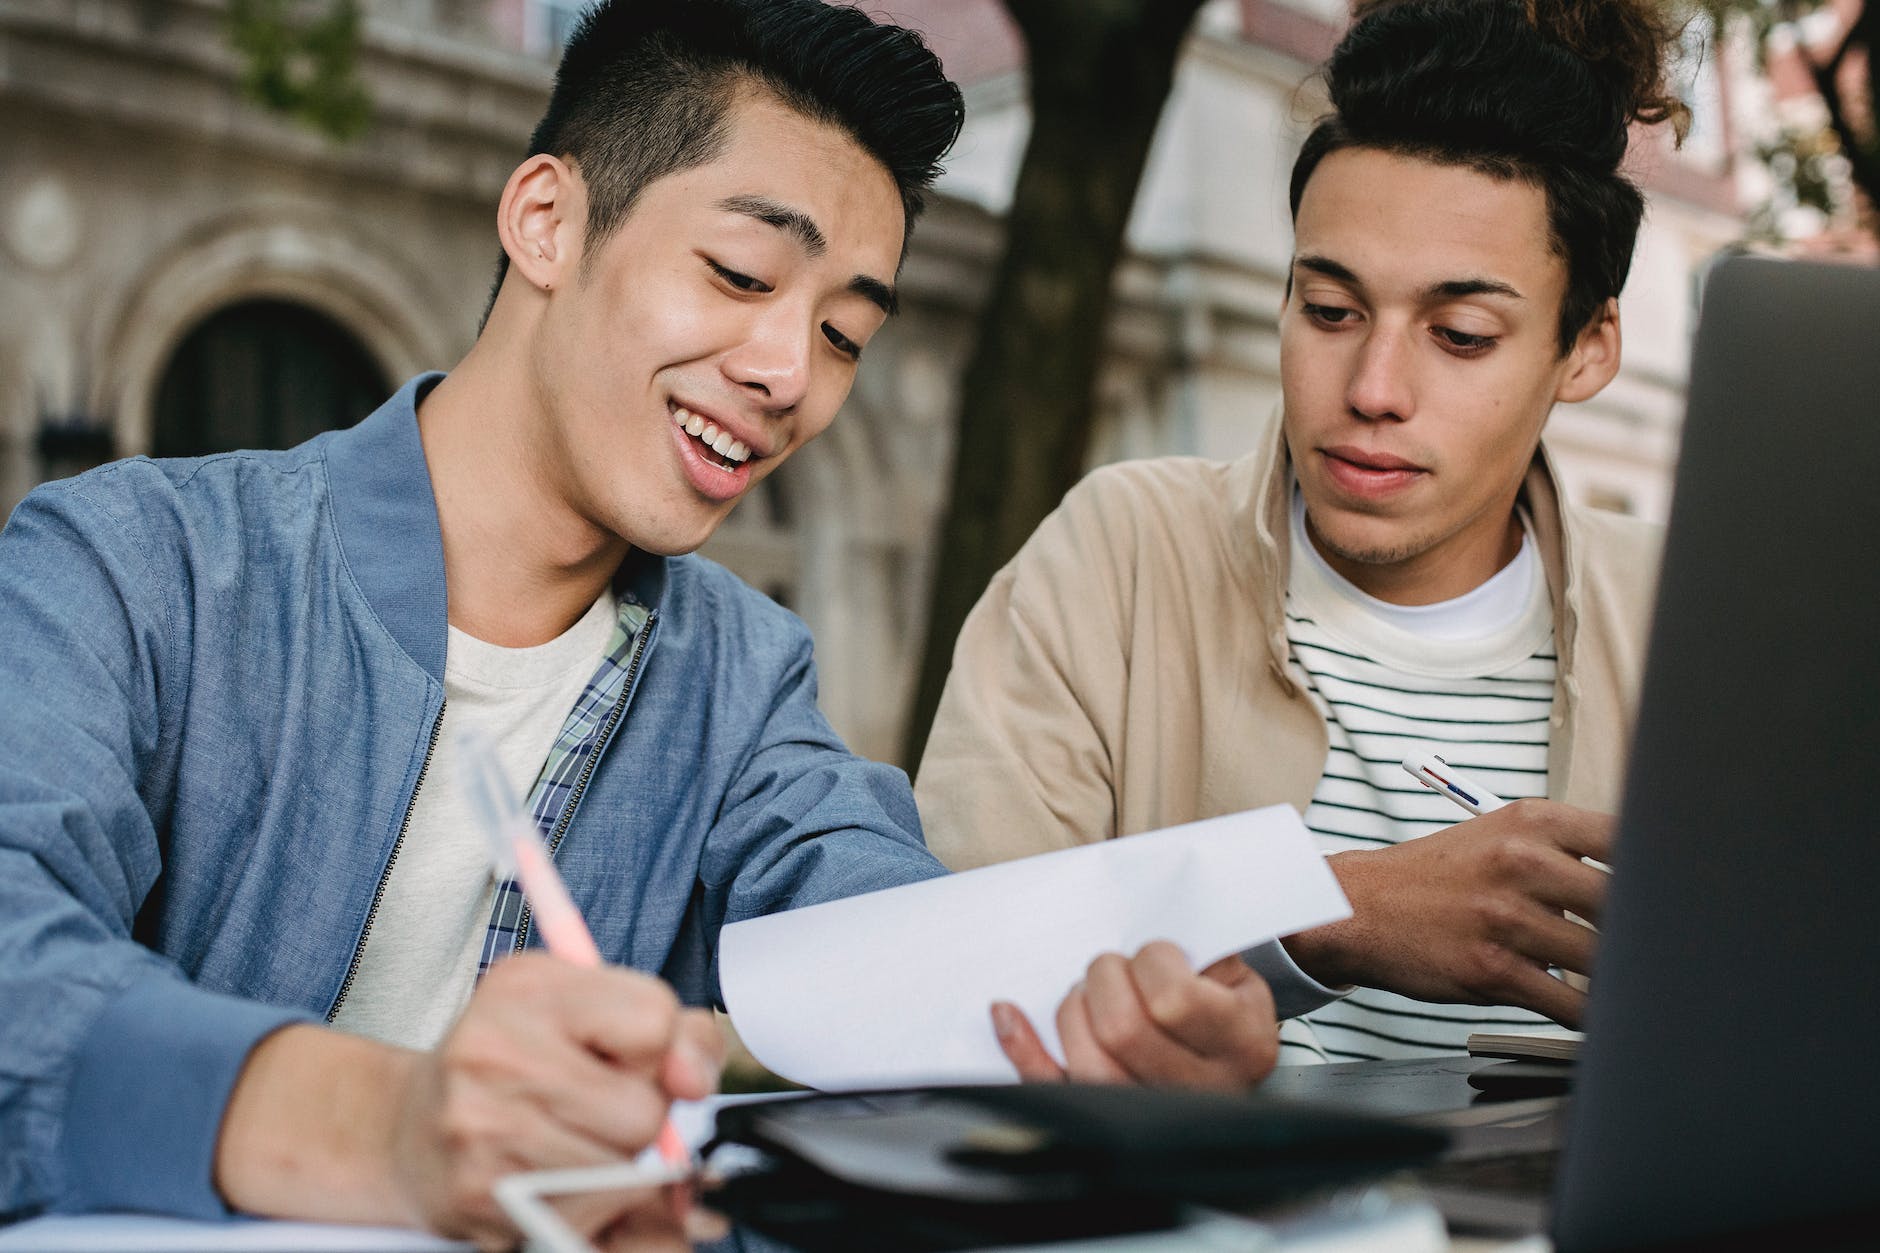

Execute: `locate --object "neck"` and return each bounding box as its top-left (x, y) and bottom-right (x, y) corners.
top-left (1308, 503), bottom-right (1525, 606)
top-left (419, 342), bottom-right (628, 647)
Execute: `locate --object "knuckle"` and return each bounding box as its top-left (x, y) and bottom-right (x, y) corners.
top-left (613, 1083), bottom-right (667, 1146)
top-left (437, 1102), bottom-right (497, 1159)
top-left (1138, 938), bottom-right (1183, 965)
top-left (1504, 797), bottom-right (1545, 825)
top-left (1143, 981), bottom-right (1196, 1030)
top-left (1484, 836), bottom-right (1541, 880)
top-left (619, 968), bottom-right (681, 1014)
top-left (1476, 894), bottom-right (1526, 942)
top-left (1465, 941), bottom-right (1521, 995)
top-left (441, 1030), bottom-right (513, 1084)
top-left (1089, 1005), bottom-right (1149, 1058)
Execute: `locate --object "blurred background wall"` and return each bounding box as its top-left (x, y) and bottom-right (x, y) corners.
top-left (0, 0), bottom-right (1809, 764)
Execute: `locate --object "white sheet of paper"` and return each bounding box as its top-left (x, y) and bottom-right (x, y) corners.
top-left (720, 804), bottom-right (1349, 1090)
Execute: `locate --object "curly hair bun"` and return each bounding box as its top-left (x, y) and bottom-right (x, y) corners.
top-left (1335, 0), bottom-right (1690, 174)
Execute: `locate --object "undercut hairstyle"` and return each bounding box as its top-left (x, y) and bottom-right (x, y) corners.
top-left (485, 0), bottom-right (964, 322)
top-left (1289, 0), bottom-right (1692, 355)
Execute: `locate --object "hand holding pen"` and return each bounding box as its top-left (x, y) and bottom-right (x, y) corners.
top-left (346, 729), bottom-right (720, 1246)
top-left (456, 729), bottom-right (699, 1170)
top-left (207, 729), bottom-right (718, 1245)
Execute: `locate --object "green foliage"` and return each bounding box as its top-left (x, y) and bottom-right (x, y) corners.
top-left (1700, 0), bottom-right (1877, 243)
top-left (1747, 123), bottom-right (1847, 237)
top-left (226, 0), bottom-right (372, 142)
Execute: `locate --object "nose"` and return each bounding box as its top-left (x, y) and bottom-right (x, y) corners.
top-left (1345, 322), bottom-right (1414, 423)
top-left (724, 308), bottom-right (813, 414)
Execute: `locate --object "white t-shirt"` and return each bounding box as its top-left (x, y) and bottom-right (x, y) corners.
top-left (1281, 491), bottom-right (1560, 1061)
top-left (329, 590), bottom-right (617, 1050)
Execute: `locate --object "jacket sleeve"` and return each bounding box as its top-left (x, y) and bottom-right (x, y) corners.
top-left (914, 485), bottom-right (1129, 871)
top-left (0, 481), bottom-right (310, 1221)
top-left (687, 618), bottom-right (947, 1006)
top-left (913, 481), bottom-right (1342, 1020)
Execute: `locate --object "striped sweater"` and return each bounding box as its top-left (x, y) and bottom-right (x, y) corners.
top-left (1279, 492), bottom-right (1561, 1062)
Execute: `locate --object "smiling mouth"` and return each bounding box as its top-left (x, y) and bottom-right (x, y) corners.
top-left (671, 405), bottom-right (753, 472)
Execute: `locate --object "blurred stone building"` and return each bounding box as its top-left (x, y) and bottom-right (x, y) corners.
top-left (0, 0), bottom-right (1747, 764)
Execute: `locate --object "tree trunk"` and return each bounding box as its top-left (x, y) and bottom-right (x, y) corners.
top-left (1814, 0), bottom-right (1880, 214)
top-left (903, 0), bottom-right (1207, 769)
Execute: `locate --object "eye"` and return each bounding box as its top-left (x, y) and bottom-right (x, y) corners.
top-left (706, 259), bottom-right (772, 294)
top-left (1302, 302), bottom-right (1359, 328)
top-left (1433, 326), bottom-right (1496, 355)
top-left (822, 323), bottom-right (862, 362)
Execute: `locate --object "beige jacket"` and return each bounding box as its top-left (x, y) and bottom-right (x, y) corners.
top-left (916, 411), bottom-right (1663, 874)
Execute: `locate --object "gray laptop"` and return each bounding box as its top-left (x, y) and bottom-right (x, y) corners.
top-left (1550, 255), bottom-right (1880, 1247)
top-left (1415, 255), bottom-right (1880, 1249)
top-left (1331, 257), bottom-right (1880, 1241)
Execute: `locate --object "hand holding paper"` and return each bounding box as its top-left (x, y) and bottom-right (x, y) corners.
top-left (720, 805), bottom-right (1349, 1090)
top-left (991, 943), bottom-right (1283, 1088)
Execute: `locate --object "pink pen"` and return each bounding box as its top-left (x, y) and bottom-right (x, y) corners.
top-left (456, 729), bottom-right (693, 1173)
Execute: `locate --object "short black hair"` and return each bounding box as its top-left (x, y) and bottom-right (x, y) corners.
top-left (486, 0), bottom-right (963, 320)
top-left (1289, 0), bottom-right (1690, 355)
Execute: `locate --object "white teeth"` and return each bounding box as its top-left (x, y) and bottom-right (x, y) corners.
top-left (674, 406), bottom-right (751, 465)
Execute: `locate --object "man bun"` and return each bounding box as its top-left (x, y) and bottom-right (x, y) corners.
top-left (1292, 0), bottom-right (1696, 352)
top-left (1333, 0), bottom-right (1689, 174)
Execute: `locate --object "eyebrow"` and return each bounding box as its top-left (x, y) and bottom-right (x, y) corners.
top-left (1292, 253), bottom-right (1524, 303)
top-left (719, 194), bottom-right (826, 254)
top-left (1294, 254), bottom-right (1362, 287)
top-left (717, 194), bottom-right (898, 317)
top-left (1428, 277), bottom-right (1524, 302)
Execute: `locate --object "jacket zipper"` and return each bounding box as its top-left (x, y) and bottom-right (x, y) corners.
top-left (513, 610), bottom-right (656, 954)
top-left (326, 699), bottom-right (447, 1022)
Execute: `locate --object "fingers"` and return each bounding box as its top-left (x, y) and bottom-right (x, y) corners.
top-left (1067, 944), bottom-right (1278, 1089)
top-left (1498, 963), bottom-right (1588, 1029)
top-left (1512, 799), bottom-right (1615, 862)
top-left (1516, 909), bottom-right (1599, 979)
top-left (991, 1000), bottom-right (1068, 1081)
top-left (522, 959), bottom-right (686, 1068)
top-left (462, 957), bottom-right (683, 1151)
top-left (1532, 855), bottom-right (1611, 926)
top-left (661, 1010), bottom-right (726, 1101)
top-left (1055, 986), bottom-right (1135, 1083)
top-left (397, 956), bottom-right (706, 1240)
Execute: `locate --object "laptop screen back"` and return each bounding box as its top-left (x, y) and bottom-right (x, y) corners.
top-left (1551, 256), bottom-right (1880, 1250)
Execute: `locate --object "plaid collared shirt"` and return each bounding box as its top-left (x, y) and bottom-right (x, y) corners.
top-left (476, 595), bottom-right (653, 974)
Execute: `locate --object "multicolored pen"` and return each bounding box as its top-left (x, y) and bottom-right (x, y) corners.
top-left (1402, 749), bottom-right (1509, 817)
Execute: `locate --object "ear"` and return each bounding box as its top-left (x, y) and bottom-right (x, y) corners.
top-left (1555, 297), bottom-right (1622, 404)
top-left (496, 155), bottom-right (584, 293)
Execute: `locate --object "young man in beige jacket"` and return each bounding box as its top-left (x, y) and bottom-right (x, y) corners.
top-left (919, 0), bottom-right (1686, 1069)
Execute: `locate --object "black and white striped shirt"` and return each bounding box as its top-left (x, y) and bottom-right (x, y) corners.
top-left (1279, 493), bottom-right (1560, 1063)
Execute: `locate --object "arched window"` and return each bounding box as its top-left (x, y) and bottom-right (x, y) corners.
top-left (153, 299), bottom-right (389, 457)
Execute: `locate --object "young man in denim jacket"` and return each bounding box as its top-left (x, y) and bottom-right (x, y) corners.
top-left (0, 0), bottom-right (1279, 1240)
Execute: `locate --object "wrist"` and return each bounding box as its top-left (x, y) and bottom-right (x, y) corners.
top-left (1282, 850), bottom-right (1372, 990)
top-left (215, 1024), bottom-right (421, 1226)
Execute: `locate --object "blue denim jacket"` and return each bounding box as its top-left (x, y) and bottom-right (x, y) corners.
top-left (0, 375), bottom-right (944, 1221)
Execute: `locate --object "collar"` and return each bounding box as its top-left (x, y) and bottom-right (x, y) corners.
top-left (322, 373), bottom-right (670, 684)
top-left (1232, 406), bottom-right (1583, 689)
